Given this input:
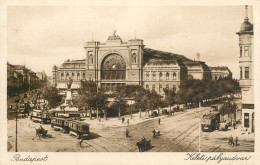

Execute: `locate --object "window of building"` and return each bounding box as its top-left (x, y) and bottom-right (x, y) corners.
top-left (166, 84), bottom-right (169, 90)
top-left (172, 85), bottom-right (176, 92)
top-left (152, 84), bottom-right (155, 91)
top-left (153, 72), bottom-right (156, 80)
top-left (159, 84), bottom-right (162, 92)
top-left (240, 46), bottom-right (242, 57)
top-left (82, 73), bottom-right (85, 79)
top-left (244, 46), bottom-right (249, 57)
top-left (61, 73), bottom-right (64, 80)
top-left (173, 72), bottom-right (177, 80)
top-left (77, 73), bottom-right (80, 80)
top-left (146, 72), bottom-right (150, 80)
top-left (72, 73), bottom-right (75, 79)
top-left (66, 73), bottom-right (69, 79)
top-left (240, 67), bottom-right (243, 79)
top-left (146, 84), bottom-right (149, 90)
top-left (166, 72), bottom-right (169, 80)
top-left (245, 67), bottom-right (249, 79)
top-left (159, 72), bottom-right (163, 80)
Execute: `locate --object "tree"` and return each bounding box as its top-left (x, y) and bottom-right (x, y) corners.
top-left (42, 86), bottom-right (62, 108)
top-left (74, 80), bottom-right (108, 119)
top-left (219, 101), bottom-right (237, 123)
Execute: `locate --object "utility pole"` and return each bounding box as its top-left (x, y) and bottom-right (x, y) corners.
top-left (199, 101), bottom-right (201, 152)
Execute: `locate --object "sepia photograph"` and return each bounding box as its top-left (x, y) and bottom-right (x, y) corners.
top-left (1, 2), bottom-right (260, 165)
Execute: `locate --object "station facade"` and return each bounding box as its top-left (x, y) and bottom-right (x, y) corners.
top-left (53, 32), bottom-right (230, 95)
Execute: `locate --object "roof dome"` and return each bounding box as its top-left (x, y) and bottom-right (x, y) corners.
top-left (240, 19), bottom-right (253, 32)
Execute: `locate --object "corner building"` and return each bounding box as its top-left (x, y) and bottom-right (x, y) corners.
top-left (236, 6), bottom-right (254, 133)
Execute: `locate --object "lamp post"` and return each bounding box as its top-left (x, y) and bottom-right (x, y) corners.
top-left (15, 97), bottom-right (20, 152)
top-left (194, 101), bottom-right (202, 152)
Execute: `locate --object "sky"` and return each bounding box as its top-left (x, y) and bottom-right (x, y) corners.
top-left (7, 6), bottom-right (253, 78)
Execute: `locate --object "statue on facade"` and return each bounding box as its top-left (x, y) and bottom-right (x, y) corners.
top-left (67, 77), bottom-right (73, 89)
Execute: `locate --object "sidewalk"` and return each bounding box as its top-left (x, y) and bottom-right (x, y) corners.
top-left (81, 106), bottom-right (208, 129)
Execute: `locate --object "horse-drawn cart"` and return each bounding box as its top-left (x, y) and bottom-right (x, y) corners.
top-left (136, 137), bottom-right (151, 152)
top-left (35, 126), bottom-right (48, 138)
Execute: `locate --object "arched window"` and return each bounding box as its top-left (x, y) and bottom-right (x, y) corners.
top-left (146, 84), bottom-right (149, 90)
top-left (153, 72), bottom-right (156, 80)
top-left (72, 73), bottom-right (75, 79)
top-left (66, 73), bottom-right (69, 79)
top-left (173, 72), bottom-right (177, 80)
top-left (61, 73), bottom-right (64, 80)
top-left (166, 72), bottom-right (169, 80)
top-left (82, 73), bottom-right (85, 79)
top-left (159, 72), bottom-right (163, 80)
top-left (77, 73), bottom-right (80, 80)
top-left (146, 72), bottom-right (150, 80)
top-left (152, 84), bottom-right (155, 91)
top-left (166, 84), bottom-right (169, 90)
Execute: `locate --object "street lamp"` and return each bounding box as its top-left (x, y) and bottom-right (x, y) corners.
top-left (15, 97), bottom-right (20, 152)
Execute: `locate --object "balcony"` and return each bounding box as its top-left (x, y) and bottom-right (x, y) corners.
top-left (239, 79), bottom-right (253, 88)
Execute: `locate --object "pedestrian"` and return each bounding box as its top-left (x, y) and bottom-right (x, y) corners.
top-left (233, 121), bottom-right (236, 129)
top-left (122, 117), bottom-right (125, 123)
top-left (126, 128), bottom-right (129, 138)
top-left (158, 118), bottom-right (161, 125)
top-left (79, 138), bottom-right (83, 148)
top-left (235, 136), bottom-right (238, 146)
top-left (127, 118), bottom-right (129, 125)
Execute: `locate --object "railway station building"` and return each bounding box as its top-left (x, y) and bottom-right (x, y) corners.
top-left (52, 31), bottom-right (230, 95)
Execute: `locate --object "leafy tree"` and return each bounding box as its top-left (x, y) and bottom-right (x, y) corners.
top-left (74, 80), bottom-right (108, 119)
top-left (42, 86), bottom-right (62, 108)
top-left (219, 101), bottom-right (237, 122)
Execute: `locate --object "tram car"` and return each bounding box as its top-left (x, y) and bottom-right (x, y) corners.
top-left (51, 117), bottom-right (71, 133)
top-left (31, 109), bottom-right (52, 124)
top-left (51, 117), bottom-right (90, 139)
top-left (69, 120), bottom-right (90, 139)
top-left (54, 111), bottom-right (81, 120)
top-left (201, 111), bottom-right (220, 132)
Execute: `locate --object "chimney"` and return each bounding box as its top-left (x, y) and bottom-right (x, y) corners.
top-left (196, 53), bottom-right (200, 61)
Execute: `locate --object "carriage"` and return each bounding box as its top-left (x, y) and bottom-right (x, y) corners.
top-left (51, 117), bottom-right (71, 133)
top-left (35, 126), bottom-right (48, 138)
top-left (136, 138), bottom-right (151, 152)
top-left (51, 117), bottom-right (90, 139)
top-left (69, 120), bottom-right (90, 139)
top-left (31, 109), bottom-right (52, 124)
top-left (152, 129), bottom-right (160, 138)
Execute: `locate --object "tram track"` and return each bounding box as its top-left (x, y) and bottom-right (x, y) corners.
top-left (155, 121), bottom-right (199, 152)
top-left (165, 124), bottom-right (199, 152)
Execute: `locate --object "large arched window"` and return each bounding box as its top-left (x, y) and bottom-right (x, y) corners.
top-left (61, 73), bottom-right (64, 80)
top-left (166, 72), bottom-right (169, 80)
top-left (146, 72), bottom-right (150, 80)
top-left (173, 72), bottom-right (177, 80)
top-left (77, 73), bottom-right (80, 80)
top-left (101, 54), bottom-right (126, 80)
top-left (66, 73), bottom-right (69, 79)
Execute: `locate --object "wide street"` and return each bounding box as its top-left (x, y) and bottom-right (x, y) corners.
top-left (7, 105), bottom-right (254, 152)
